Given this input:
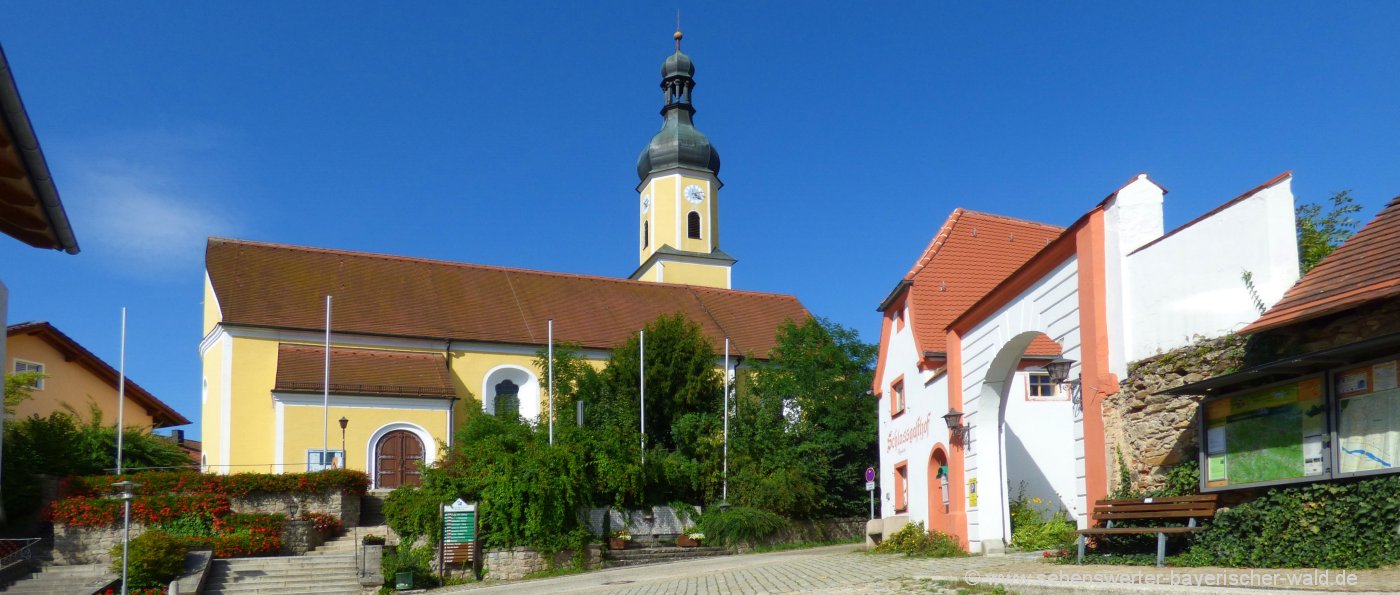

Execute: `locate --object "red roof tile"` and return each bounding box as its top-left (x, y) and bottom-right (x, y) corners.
top-left (206, 238), bottom-right (809, 357)
top-left (1241, 195), bottom-right (1400, 334)
top-left (901, 211), bottom-right (1066, 357)
top-left (274, 344), bottom-right (456, 398)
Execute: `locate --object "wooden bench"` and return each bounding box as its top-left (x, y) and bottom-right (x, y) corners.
top-left (1076, 494), bottom-right (1218, 567)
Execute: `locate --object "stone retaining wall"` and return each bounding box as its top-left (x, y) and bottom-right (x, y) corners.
top-left (740, 517), bottom-right (866, 551)
top-left (1103, 334), bottom-right (1244, 494)
top-left (54, 523), bottom-right (148, 565)
top-left (481, 545), bottom-right (602, 581)
top-left (232, 489), bottom-right (360, 527)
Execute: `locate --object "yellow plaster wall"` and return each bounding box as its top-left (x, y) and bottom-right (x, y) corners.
top-left (661, 260), bottom-right (730, 289)
top-left (676, 175), bottom-right (716, 255)
top-left (7, 333), bottom-right (158, 429)
top-left (227, 335), bottom-right (279, 471)
top-left (640, 175), bottom-right (679, 264)
top-left (201, 337), bottom-right (224, 471)
top-left (281, 402), bottom-right (449, 475)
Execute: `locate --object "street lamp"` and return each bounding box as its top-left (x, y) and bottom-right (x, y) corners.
top-left (942, 408), bottom-right (970, 440)
top-left (339, 417), bottom-right (349, 469)
top-left (112, 480), bottom-right (141, 595)
top-left (1042, 357), bottom-right (1076, 386)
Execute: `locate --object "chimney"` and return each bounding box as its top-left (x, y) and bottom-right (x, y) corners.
top-left (173, 429), bottom-right (184, 445)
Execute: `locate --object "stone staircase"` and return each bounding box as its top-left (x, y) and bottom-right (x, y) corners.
top-left (3, 563), bottom-right (115, 594)
top-left (204, 554), bottom-right (362, 594)
top-left (602, 545), bottom-right (732, 568)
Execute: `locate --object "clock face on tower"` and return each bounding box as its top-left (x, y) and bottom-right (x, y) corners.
top-left (684, 184), bottom-right (705, 204)
top-left (641, 193), bottom-right (651, 213)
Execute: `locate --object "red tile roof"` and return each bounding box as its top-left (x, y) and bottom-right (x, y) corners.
top-left (6, 321), bottom-right (190, 427)
top-left (206, 238), bottom-right (809, 357)
top-left (900, 210), bottom-right (1066, 357)
top-left (274, 344), bottom-right (457, 398)
top-left (1241, 195), bottom-right (1400, 334)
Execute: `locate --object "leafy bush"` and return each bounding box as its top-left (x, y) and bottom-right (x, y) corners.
top-left (301, 511), bottom-right (343, 538)
top-left (382, 544), bottom-right (438, 589)
top-left (50, 494), bottom-right (232, 528)
top-left (1008, 486), bottom-right (1076, 551)
top-left (1182, 475), bottom-right (1400, 568)
top-left (694, 506), bottom-right (788, 547)
top-left (158, 514), bottom-right (214, 538)
top-left (111, 530), bottom-right (187, 588)
top-left (872, 522), bottom-right (966, 557)
top-left (65, 469), bottom-right (369, 499)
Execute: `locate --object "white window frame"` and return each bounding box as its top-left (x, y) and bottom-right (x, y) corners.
top-left (306, 449), bottom-right (346, 471)
top-left (13, 359), bottom-right (45, 390)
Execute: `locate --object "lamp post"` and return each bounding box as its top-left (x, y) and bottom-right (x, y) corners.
top-left (112, 480), bottom-right (140, 595)
top-left (339, 417), bottom-right (349, 469)
top-left (1042, 357), bottom-right (1076, 386)
top-left (942, 408), bottom-right (970, 440)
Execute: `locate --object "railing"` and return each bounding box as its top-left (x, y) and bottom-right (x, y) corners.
top-left (0, 538), bottom-right (41, 573)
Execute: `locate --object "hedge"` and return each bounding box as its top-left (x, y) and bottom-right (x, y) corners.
top-left (50, 494), bottom-right (231, 528)
top-left (63, 469), bottom-right (370, 499)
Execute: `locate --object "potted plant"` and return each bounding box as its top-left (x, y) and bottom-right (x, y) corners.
top-left (677, 531), bottom-right (704, 547)
top-left (608, 529), bottom-right (631, 550)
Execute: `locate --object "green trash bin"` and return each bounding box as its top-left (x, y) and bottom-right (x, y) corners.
top-left (395, 570), bottom-right (413, 590)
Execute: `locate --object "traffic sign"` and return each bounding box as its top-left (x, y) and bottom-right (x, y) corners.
top-left (865, 467), bottom-right (875, 482)
top-left (865, 481), bottom-right (876, 491)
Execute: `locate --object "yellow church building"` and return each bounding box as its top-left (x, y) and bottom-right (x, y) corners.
top-left (199, 32), bottom-right (809, 488)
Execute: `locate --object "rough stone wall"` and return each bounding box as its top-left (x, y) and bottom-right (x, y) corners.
top-left (54, 523), bottom-right (147, 565)
top-left (231, 489), bottom-right (360, 527)
top-left (480, 545), bottom-right (602, 581)
top-left (1246, 298), bottom-right (1400, 364)
top-left (741, 517), bottom-right (866, 550)
top-left (279, 520), bottom-right (324, 555)
top-left (1104, 334), bottom-right (1245, 494)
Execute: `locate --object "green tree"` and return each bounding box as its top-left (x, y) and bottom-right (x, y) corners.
top-left (1296, 190), bottom-right (1362, 273)
top-left (4, 371), bottom-right (46, 414)
top-left (736, 317), bottom-right (877, 517)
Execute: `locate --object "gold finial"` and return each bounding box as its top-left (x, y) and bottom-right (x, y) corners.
top-left (675, 9), bottom-right (683, 50)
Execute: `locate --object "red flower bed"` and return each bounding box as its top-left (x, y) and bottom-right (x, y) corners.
top-left (301, 511), bottom-right (343, 539)
top-left (64, 469), bottom-right (369, 499)
top-left (50, 494), bottom-right (230, 528)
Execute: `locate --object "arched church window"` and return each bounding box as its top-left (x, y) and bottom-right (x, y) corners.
top-left (688, 211), bottom-right (701, 239)
top-left (643, 220), bottom-right (649, 248)
top-left (494, 379), bottom-right (520, 420)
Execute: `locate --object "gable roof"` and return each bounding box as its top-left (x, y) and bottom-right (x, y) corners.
top-left (894, 210), bottom-right (1065, 358)
top-left (274, 344), bottom-right (456, 398)
top-left (6, 321), bottom-right (189, 427)
top-left (1241, 195), bottom-right (1400, 334)
top-left (206, 238), bottom-right (809, 357)
top-left (0, 44), bottom-right (78, 253)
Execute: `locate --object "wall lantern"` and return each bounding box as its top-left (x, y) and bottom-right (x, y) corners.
top-left (1043, 357), bottom-right (1076, 385)
top-left (942, 408), bottom-right (970, 439)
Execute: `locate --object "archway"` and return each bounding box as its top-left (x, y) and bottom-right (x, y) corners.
top-left (481, 365), bottom-right (540, 421)
top-left (972, 330), bottom-right (1077, 553)
top-left (375, 430), bottom-right (425, 488)
top-left (927, 446), bottom-right (951, 535)
top-left (365, 422), bottom-right (437, 489)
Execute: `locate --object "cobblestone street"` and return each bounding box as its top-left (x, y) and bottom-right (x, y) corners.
top-left (433, 545), bottom-right (1400, 595)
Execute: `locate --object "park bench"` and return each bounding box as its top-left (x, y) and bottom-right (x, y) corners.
top-left (1076, 494), bottom-right (1218, 567)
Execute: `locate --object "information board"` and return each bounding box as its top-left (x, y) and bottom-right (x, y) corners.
top-left (442, 499), bottom-right (477, 564)
top-left (1202, 377), bottom-right (1326, 489)
top-left (1335, 359), bottom-right (1400, 474)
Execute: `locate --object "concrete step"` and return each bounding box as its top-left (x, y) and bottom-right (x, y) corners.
top-left (602, 545), bottom-right (732, 568)
top-left (204, 553), bottom-right (362, 595)
top-left (4, 563), bottom-right (115, 594)
top-left (205, 585), bottom-right (360, 595)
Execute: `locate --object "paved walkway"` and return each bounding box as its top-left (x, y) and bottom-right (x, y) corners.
top-left (432, 546), bottom-right (1400, 594)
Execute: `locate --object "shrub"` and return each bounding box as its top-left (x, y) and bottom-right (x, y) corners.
top-left (51, 494), bottom-right (231, 528)
top-left (694, 506), bottom-right (788, 547)
top-left (65, 469), bottom-right (370, 499)
top-left (363, 534), bottom-right (386, 545)
top-left (873, 522), bottom-right (966, 558)
top-left (382, 544), bottom-right (438, 589)
top-left (1008, 487), bottom-right (1076, 551)
top-left (158, 514), bottom-right (214, 538)
top-left (1182, 475), bottom-right (1400, 568)
top-left (302, 511), bottom-right (343, 538)
top-left (111, 530), bottom-right (187, 588)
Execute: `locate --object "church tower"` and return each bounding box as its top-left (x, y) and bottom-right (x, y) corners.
top-left (631, 30), bottom-right (734, 289)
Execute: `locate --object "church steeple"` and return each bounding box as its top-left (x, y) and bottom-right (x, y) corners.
top-left (631, 30), bottom-right (734, 289)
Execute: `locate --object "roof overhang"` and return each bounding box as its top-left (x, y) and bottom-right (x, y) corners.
top-left (876, 280), bottom-right (913, 313)
top-left (1157, 331), bottom-right (1400, 397)
top-left (629, 244), bottom-right (737, 280)
top-left (0, 44), bottom-right (78, 254)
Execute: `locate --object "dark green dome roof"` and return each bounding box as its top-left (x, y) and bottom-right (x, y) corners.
top-left (637, 37), bottom-right (720, 181)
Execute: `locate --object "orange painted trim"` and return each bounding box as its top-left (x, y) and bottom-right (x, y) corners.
top-left (893, 460), bottom-right (910, 512)
top-left (1074, 210), bottom-right (1118, 515)
top-left (871, 292), bottom-right (901, 395)
top-left (927, 443), bottom-right (952, 536)
top-left (889, 374), bottom-right (907, 418)
top-left (944, 330), bottom-right (969, 548)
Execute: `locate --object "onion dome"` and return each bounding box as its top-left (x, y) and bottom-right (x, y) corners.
top-left (637, 30), bottom-right (721, 181)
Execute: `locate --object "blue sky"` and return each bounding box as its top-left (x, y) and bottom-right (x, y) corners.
top-left (3, 2), bottom-right (1399, 439)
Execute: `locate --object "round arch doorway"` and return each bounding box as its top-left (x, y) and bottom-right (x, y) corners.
top-left (375, 430), bottom-right (425, 489)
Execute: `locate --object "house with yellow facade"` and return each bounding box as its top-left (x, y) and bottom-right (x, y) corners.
top-left (7, 321), bottom-right (189, 430)
top-left (199, 32), bottom-right (811, 489)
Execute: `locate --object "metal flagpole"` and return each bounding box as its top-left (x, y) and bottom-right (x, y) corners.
top-left (639, 329), bottom-right (645, 465)
top-left (723, 336), bottom-right (729, 502)
top-left (322, 295), bottom-right (331, 470)
top-left (116, 308), bottom-right (126, 475)
top-left (548, 319), bottom-right (554, 445)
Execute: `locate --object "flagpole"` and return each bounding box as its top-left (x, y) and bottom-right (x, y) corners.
top-left (723, 336), bottom-right (729, 503)
top-left (116, 307), bottom-right (126, 475)
top-left (322, 295), bottom-right (331, 471)
top-left (639, 329), bottom-right (645, 465)
top-left (547, 319), bottom-right (554, 445)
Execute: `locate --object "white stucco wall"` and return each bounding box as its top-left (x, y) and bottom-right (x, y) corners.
top-left (1002, 372), bottom-right (1078, 518)
top-left (959, 256), bottom-right (1085, 553)
top-left (1123, 177), bottom-right (1298, 363)
top-left (876, 302), bottom-right (948, 526)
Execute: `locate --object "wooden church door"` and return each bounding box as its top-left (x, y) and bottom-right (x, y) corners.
top-left (375, 430), bottom-right (424, 488)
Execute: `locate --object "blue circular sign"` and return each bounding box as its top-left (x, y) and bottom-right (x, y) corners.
top-left (865, 467), bottom-right (875, 482)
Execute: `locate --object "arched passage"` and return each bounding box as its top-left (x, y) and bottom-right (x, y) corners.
top-left (927, 445), bottom-right (951, 535)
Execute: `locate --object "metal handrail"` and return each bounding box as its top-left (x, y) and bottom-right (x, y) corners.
top-left (0, 538), bottom-right (41, 572)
